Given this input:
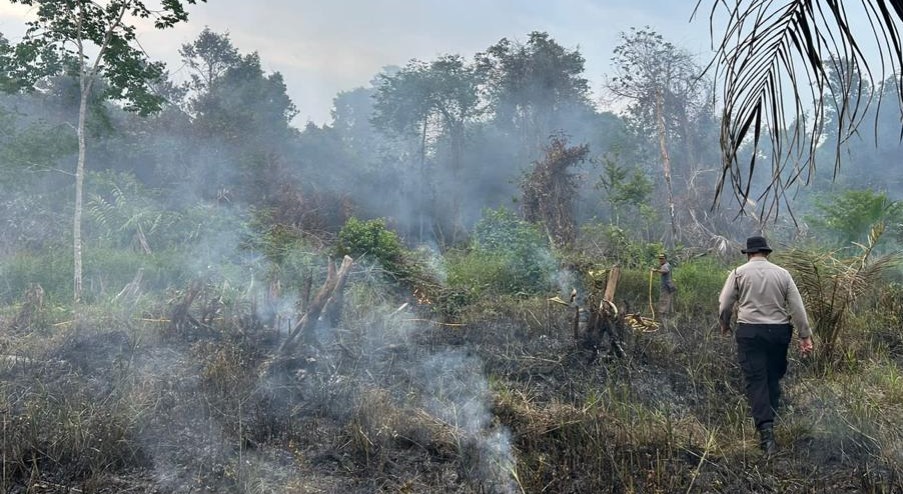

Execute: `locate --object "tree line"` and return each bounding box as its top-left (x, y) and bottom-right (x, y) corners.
top-left (1, 3), bottom-right (901, 304)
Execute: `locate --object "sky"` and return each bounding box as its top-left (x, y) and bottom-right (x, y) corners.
top-left (0, 0), bottom-right (715, 126)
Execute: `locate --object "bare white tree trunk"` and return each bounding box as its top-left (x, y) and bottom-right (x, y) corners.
top-left (73, 7), bottom-right (87, 303)
top-left (73, 85), bottom-right (87, 302)
top-left (655, 89), bottom-right (677, 245)
top-left (72, 1), bottom-right (129, 303)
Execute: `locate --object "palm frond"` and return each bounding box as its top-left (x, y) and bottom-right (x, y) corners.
top-left (696, 0), bottom-right (903, 221)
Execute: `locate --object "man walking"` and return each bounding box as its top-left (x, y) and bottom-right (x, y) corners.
top-left (718, 236), bottom-right (814, 456)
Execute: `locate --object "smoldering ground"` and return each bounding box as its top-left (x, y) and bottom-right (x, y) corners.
top-left (0, 119), bottom-right (901, 493)
top-left (2, 233), bottom-right (903, 493)
top-left (0, 259), bottom-right (525, 493)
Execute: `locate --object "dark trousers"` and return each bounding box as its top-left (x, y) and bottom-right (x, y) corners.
top-left (735, 323), bottom-right (792, 429)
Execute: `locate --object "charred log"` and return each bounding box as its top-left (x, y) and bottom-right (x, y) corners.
top-left (575, 267), bottom-right (625, 361)
top-left (278, 255), bottom-right (354, 355)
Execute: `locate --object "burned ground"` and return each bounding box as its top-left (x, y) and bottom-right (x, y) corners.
top-left (0, 288), bottom-right (901, 494)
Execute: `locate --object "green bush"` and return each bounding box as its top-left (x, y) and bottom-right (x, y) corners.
top-left (447, 207), bottom-right (556, 297)
top-left (598, 258), bottom-right (728, 319)
top-left (276, 242), bottom-right (323, 289)
top-left (253, 223), bottom-right (306, 265)
top-left (86, 171), bottom-right (249, 254)
top-left (84, 246), bottom-right (196, 294)
top-left (609, 267), bottom-right (655, 313)
top-left (576, 223), bottom-right (663, 269)
top-left (336, 217), bottom-right (405, 276)
top-left (672, 257), bottom-right (730, 314)
top-left (436, 208), bottom-right (557, 318)
top-left (0, 245), bottom-right (72, 303)
top-left (444, 248), bottom-right (507, 297)
top-left (806, 188), bottom-right (903, 247)
top-left (0, 242), bottom-right (258, 305)
top-left (245, 219), bottom-right (323, 290)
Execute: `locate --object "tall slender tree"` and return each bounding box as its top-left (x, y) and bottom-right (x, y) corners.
top-left (607, 27), bottom-right (709, 245)
top-left (4, 0), bottom-right (206, 303)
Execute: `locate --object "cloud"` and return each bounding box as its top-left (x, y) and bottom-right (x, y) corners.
top-left (0, 3), bottom-right (33, 36)
top-left (0, 3), bottom-right (31, 19)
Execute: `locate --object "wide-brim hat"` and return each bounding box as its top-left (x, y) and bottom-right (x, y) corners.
top-left (741, 235), bottom-right (772, 254)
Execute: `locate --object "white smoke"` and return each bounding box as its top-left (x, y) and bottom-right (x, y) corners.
top-left (418, 350), bottom-right (520, 494)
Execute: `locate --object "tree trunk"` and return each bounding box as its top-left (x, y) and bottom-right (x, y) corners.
top-left (73, 87), bottom-right (88, 303)
top-left (72, 4), bottom-right (92, 305)
top-left (578, 267), bottom-right (625, 359)
top-left (71, 1), bottom-right (127, 303)
top-left (603, 266), bottom-right (620, 305)
top-left (450, 120), bottom-right (465, 243)
top-left (655, 89), bottom-right (678, 245)
top-left (419, 118), bottom-right (428, 244)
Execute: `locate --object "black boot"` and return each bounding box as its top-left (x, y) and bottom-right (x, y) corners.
top-left (758, 424), bottom-right (777, 456)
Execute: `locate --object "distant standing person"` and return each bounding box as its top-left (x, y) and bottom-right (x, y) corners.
top-left (651, 253), bottom-right (677, 320)
top-left (718, 235), bottom-right (814, 456)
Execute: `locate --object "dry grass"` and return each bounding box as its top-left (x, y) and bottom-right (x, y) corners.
top-left (0, 282), bottom-right (901, 493)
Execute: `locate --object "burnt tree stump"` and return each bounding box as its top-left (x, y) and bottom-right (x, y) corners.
top-left (577, 267), bottom-right (625, 360)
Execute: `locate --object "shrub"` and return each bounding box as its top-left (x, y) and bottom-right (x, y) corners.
top-left (466, 207), bottom-right (556, 295)
top-left (609, 267), bottom-right (656, 313)
top-left (806, 189), bottom-right (902, 246)
top-left (246, 219), bottom-right (323, 291)
top-left (672, 257), bottom-right (730, 315)
top-left (779, 226), bottom-right (902, 362)
top-left (0, 240), bottom-right (262, 307)
top-left (335, 217), bottom-right (405, 276)
top-left (83, 246), bottom-right (195, 295)
top-left (0, 245), bottom-right (73, 303)
top-left (575, 222), bottom-right (663, 269)
top-left (444, 248), bottom-right (508, 297)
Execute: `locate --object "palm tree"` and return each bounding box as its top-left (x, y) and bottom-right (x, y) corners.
top-left (696, 0), bottom-right (903, 220)
top-left (781, 223), bottom-right (901, 361)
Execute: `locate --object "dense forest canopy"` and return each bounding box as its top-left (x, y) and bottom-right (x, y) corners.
top-left (3, 21), bottom-right (901, 264)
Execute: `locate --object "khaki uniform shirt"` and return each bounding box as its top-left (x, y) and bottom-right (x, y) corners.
top-left (718, 257), bottom-right (812, 338)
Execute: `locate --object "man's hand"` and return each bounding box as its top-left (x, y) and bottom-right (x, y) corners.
top-left (799, 336), bottom-right (814, 357)
top-left (720, 323), bottom-right (731, 336)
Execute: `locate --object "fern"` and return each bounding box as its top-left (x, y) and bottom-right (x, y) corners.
top-left (86, 171), bottom-right (187, 251)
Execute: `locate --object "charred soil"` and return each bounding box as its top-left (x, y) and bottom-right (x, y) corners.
top-left (0, 298), bottom-right (901, 493)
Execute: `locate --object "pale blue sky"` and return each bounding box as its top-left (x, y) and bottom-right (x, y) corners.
top-left (0, 1), bottom-right (714, 125)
